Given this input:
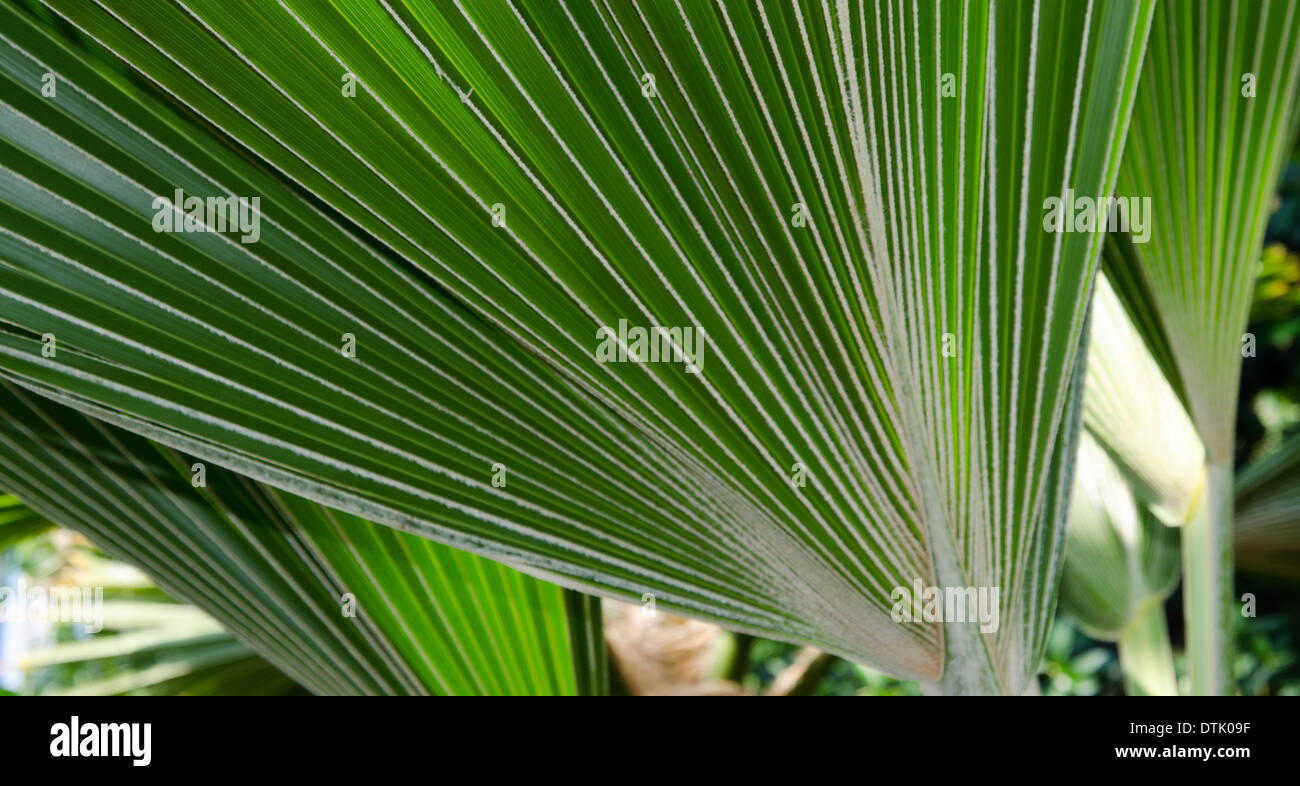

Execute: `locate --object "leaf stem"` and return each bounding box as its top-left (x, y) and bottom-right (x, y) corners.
top-left (1117, 599), bottom-right (1176, 695)
top-left (1181, 459), bottom-right (1235, 695)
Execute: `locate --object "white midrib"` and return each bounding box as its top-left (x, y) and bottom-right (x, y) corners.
top-left (912, 454), bottom-right (1004, 695)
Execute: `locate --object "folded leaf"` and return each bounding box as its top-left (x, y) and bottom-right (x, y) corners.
top-left (1083, 270), bottom-right (1203, 524)
top-left (1059, 432), bottom-right (1180, 639)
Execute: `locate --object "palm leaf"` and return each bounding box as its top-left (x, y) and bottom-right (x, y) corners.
top-left (0, 0), bottom-right (1153, 692)
top-left (0, 380), bottom-right (600, 695)
top-left (0, 492), bottom-right (54, 549)
top-left (1092, 0), bottom-right (1300, 693)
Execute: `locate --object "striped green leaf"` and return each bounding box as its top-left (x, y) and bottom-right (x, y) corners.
top-left (0, 380), bottom-right (600, 695)
top-left (0, 492), bottom-right (54, 550)
top-left (0, 1), bottom-right (1153, 692)
top-left (1094, 0), bottom-right (1300, 693)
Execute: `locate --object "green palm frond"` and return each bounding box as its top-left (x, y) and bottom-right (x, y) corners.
top-left (1090, 0), bottom-right (1300, 693)
top-left (0, 380), bottom-right (602, 695)
top-left (0, 1), bottom-right (1156, 692)
top-left (1107, 2), bottom-right (1300, 463)
top-left (0, 492), bottom-right (54, 550)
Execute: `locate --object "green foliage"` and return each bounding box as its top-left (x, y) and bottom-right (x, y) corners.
top-left (0, 381), bottom-right (598, 695)
top-left (2, 521), bottom-right (304, 696)
top-left (2, 0), bottom-right (1300, 698)
top-left (0, 0), bottom-right (1158, 693)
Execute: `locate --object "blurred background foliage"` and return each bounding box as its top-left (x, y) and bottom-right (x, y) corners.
top-left (1, 525), bottom-right (304, 696)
